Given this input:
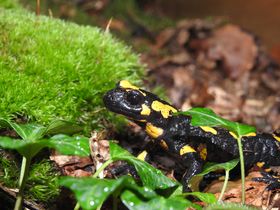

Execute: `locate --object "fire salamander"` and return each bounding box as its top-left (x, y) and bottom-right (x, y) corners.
top-left (103, 80), bottom-right (280, 191)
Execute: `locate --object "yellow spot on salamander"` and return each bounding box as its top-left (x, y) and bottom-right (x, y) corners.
top-left (119, 80), bottom-right (146, 96)
top-left (273, 134), bottom-right (280, 142)
top-left (272, 175), bottom-right (280, 179)
top-left (137, 150), bottom-right (147, 161)
top-left (180, 145), bottom-right (196, 155)
top-left (265, 168), bottom-right (272, 172)
top-left (140, 104), bottom-right (151, 116)
top-left (200, 126), bottom-right (218, 135)
top-left (229, 131), bottom-right (238, 140)
top-left (244, 132), bottom-right (257, 137)
top-left (200, 148), bottom-right (207, 160)
top-left (119, 80), bottom-right (139, 90)
top-left (145, 123), bottom-right (163, 138)
top-left (230, 131), bottom-right (256, 139)
top-left (160, 140), bottom-right (169, 150)
top-left (257, 162), bottom-right (265, 168)
top-left (151, 100), bottom-right (177, 118)
top-left (218, 176), bottom-right (225, 181)
top-left (118, 80), bottom-right (147, 96)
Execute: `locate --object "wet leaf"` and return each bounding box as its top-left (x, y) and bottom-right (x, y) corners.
top-left (0, 135), bottom-right (89, 159)
top-left (121, 190), bottom-right (200, 210)
top-left (0, 118), bottom-right (82, 141)
top-left (110, 142), bottom-right (178, 190)
top-left (184, 192), bottom-right (217, 204)
top-left (0, 136), bottom-right (45, 158)
top-left (180, 108), bottom-right (256, 137)
top-left (190, 159), bottom-right (239, 191)
top-left (0, 118), bottom-right (45, 141)
top-left (45, 120), bottom-right (82, 135)
top-left (59, 176), bottom-right (156, 210)
top-left (49, 134), bottom-right (90, 156)
top-left (200, 159), bottom-right (240, 175)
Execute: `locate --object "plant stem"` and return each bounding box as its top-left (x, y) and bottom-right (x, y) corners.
top-left (73, 202), bottom-right (80, 210)
top-left (218, 170), bottom-right (229, 202)
top-left (14, 156), bottom-right (31, 210)
top-left (74, 159), bottom-right (114, 210)
top-left (92, 159), bottom-right (114, 178)
top-left (113, 192), bottom-right (118, 210)
top-left (237, 137), bottom-right (245, 204)
top-left (96, 204), bottom-right (102, 210)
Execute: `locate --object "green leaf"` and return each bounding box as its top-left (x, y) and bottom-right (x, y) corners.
top-left (60, 176), bottom-right (126, 210)
top-left (59, 176), bottom-right (156, 210)
top-left (0, 135), bottom-right (89, 159)
top-left (121, 190), bottom-right (149, 209)
top-left (183, 192), bottom-right (217, 204)
top-left (180, 108), bottom-right (256, 137)
top-left (0, 118), bottom-right (82, 141)
top-left (109, 142), bottom-right (178, 190)
top-left (200, 159), bottom-right (240, 175)
top-left (190, 159), bottom-right (239, 191)
top-left (44, 120), bottom-right (82, 135)
top-left (170, 185), bottom-right (183, 197)
top-left (205, 203), bottom-right (259, 210)
top-left (121, 190), bottom-right (200, 210)
top-left (0, 118), bottom-right (45, 141)
top-left (49, 134), bottom-right (90, 156)
top-left (0, 136), bottom-right (45, 158)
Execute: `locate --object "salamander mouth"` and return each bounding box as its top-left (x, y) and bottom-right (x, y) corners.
top-left (103, 89), bottom-right (122, 112)
top-left (103, 90), bottom-right (114, 108)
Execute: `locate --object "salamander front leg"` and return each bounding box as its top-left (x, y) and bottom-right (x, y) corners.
top-left (111, 150), bottom-right (151, 178)
top-left (178, 145), bottom-right (204, 192)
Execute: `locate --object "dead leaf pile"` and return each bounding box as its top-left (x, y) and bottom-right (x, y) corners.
top-left (206, 172), bottom-right (269, 208)
top-left (141, 19), bottom-right (280, 132)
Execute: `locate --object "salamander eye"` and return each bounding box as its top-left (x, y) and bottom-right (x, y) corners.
top-left (127, 90), bottom-right (144, 105)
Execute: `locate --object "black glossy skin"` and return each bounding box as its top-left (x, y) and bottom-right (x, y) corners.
top-left (103, 81), bottom-right (280, 191)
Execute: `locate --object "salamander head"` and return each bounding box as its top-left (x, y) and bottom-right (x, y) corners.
top-left (103, 80), bottom-right (177, 122)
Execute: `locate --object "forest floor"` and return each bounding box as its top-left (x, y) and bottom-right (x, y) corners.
top-left (8, 0), bottom-right (280, 209)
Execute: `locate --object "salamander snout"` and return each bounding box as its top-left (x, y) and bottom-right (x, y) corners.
top-left (103, 89), bottom-right (121, 110)
top-left (103, 87), bottom-right (147, 120)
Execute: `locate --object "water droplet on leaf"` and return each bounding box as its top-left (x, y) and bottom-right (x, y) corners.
top-left (129, 202), bottom-right (134, 206)
top-left (90, 200), bottom-right (95, 206)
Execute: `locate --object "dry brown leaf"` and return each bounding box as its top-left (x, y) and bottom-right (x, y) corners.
top-left (63, 167), bottom-right (92, 177)
top-left (207, 24), bottom-right (258, 79)
top-left (155, 28), bottom-right (176, 49)
top-left (176, 29), bottom-right (189, 46)
top-left (206, 172), bottom-right (269, 207)
top-left (89, 131), bottom-right (111, 178)
top-left (50, 151), bottom-right (93, 177)
top-left (207, 86), bottom-right (241, 120)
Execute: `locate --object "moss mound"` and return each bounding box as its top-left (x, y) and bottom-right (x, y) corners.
top-left (0, 0), bottom-right (21, 9)
top-left (0, 9), bottom-right (143, 130)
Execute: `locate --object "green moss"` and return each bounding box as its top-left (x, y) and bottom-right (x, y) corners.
top-left (0, 152), bottom-right (19, 188)
top-left (0, 156), bottom-right (60, 203)
top-left (0, 9), bottom-right (144, 132)
top-left (0, 0), bottom-right (21, 9)
top-left (26, 160), bottom-right (60, 202)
